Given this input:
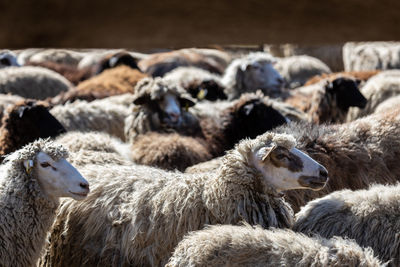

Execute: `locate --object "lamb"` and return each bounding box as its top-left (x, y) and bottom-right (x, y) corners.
top-left (283, 76), bottom-right (367, 124)
top-left (0, 66), bottom-right (73, 99)
top-left (274, 55), bottom-right (332, 89)
top-left (0, 139), bottom-right (89, 267)
top-left (0, 50), bottom-right (20, 69)
top-left (221, 52), bottom-right (284, 99)
top-left (49, 65), bottom-right (148, 104)
top-left (50, 98), bottom-right (130, 141)
top-left (347, 70), bottom-right (400, 121)
top-left (41, 132), bottom-right (328, 266)
top-left (304, 70), bottom-right (380, 86)
top-left (166, 224), bottom-right (382, 267)
top-left (0, 100), bottom-right (66, 160)
top-left (124, 77), bottom-right (199, 143)
top-left (343, 41), bottom-right (400, 71)
top-left (163, 67), bottom-right (227, 101)
top-left (294, 183), bottom-right (400, 266)
top-left (138, 48), bottom-right (231, 77)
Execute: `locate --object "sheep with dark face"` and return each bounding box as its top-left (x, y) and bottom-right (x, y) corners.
top-left (284, 76), bottom-right (367, 124)
top-left (222, 52), bottom-right (284, 99)
top-left (124, 77), bottom-right (199, 142)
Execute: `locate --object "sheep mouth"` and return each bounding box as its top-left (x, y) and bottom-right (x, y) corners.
top-left (69, 191), bottom-right (89, 198)
top-left (298, 176), bottom-right (328, 190)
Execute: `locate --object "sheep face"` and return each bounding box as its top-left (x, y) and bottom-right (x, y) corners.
top-left (0, 51), bottom-right (20, 69)
top-left (27, 152), bottom-right (89, 201)
top-left (252, 145), bottom-right (328, 192)
top-left (326, 78), bottom-right (367, 110)
top-left (158, 93), bottom-right (183, 125)
top-left (241, 61), bottom-right (284, 95)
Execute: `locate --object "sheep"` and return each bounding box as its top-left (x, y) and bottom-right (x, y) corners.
top-left (274, 55), bottom-right (332, 89)
top-left (221, 52), bottom-right (284, 99)
top-left (374, 95), bottom-right (400, 114)
top-left (0, 50), bottom-right (20, 69)
top-left (49, 65), bottom-right (148, 104)
top-left (343, 42), bottom-right (400, 71)
top-left (0, 100), bottom-right (66, 160)
top-left (124, 77), bottom-right (199, 143)
top-left (50, 98), bottom-right (130, 141)
top-left (0, 139), bottom-right (89, 267)
top-left (164, 67), bottom-right (227, 101)
top-left (185, 156), bottom-right (223, 174)
top-left (0, 66), bottom-right (73, 99)
top-left (166, 224), bottom-right (383, 267)
top-left (40, 132), bottom-right (328, 266)
top-left (283, 76), bottom-right (367, 124)
top-left (138, 48), bottom-right (231, 77)
top-left (294, 183), bottom-right (400, 266)
top-left (347, 70), bottom-right (400, 121)
top-left (304, 70), bottom-right (380, 86)
top-left (26, 49), bottom-right (84, 66)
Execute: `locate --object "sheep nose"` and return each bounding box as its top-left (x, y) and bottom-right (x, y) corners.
top-left (80, 182), bottom-right (89, 190)
top-left (319, 168), bottom-right (328, 181)
top-left (169, 112), bottom-right (180, 122)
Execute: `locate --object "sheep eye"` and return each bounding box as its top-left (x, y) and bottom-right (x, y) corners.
top-left (40, 162), bottom-right (51, 168)
top-left (275, 154), bottom-right (286, 160)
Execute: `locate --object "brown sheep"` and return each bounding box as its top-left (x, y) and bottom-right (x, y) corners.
top-left (304, 70), bottom-right (381, 86)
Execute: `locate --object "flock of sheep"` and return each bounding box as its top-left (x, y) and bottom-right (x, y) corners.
top-left (1, 41), bottom-right (400, 266)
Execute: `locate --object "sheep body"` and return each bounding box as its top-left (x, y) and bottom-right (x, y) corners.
top-left (25, 49), bottom-right (84, 66)
top-left (374, 95), bottom-right (400, 114)
top-left (167, 224), bottom-right (382, 267)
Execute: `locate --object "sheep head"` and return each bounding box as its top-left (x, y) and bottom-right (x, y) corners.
top-left (326, 77), bottom-right (367, 110)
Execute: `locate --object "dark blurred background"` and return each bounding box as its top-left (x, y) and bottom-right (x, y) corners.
top-left (1, 0), bottom-right (399, 50)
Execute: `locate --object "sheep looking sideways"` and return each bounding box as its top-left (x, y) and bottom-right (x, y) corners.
top-left (0, 139), bottom-right (89, 267)
top-left (167, 224), bottom-right (382, 267)
top-left (222, 52), bottom-right (284, 99)
top-left (41, 132), bottom-right (328, 266)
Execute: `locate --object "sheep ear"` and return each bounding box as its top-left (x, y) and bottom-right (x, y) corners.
top-left (179, 97), bottom-right (196, 108)
top-left (133, 95), bottom-right (151, 105)
top-left (355, 79), bottom-right (361, 86)
top-left (258, 143), bottom-right (277, 162)
top-left (18, 106), bottom-right (28, 118)
top-left (325, 81), bottom-right (334, 91)
top-left (23, 159), bottom-right (34, 174)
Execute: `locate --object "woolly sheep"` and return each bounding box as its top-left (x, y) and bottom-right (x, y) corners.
top-left (283, 76), bottom-right (367, 124)
top-left (343, 42), bottom-right (400, 71)
top-left (294, 183), bottom-right (400, 266)
top-left (0, 139), bottom-right (89, 266)
top-left (167, 224), bottom-right (382, 267)
top-left (50, 98), bottom-right (130, 141)
top-left (124, 77), bottom-right (199, 143)
top-left (163, 66), bottom-right (227, 101)
top-left (222, 52), bottom-right (284, 99)
top-left (0, 50), bottom-right (20, 69)
top-left (347, 70), bottom-right (400, 121)
top-left (275, 55), bottom-right (332, 89)
top-left (138, 48), bottom-right (231, 77)
top-left (25, 49), bottom-right (84, 66)
top-left (41, 132), bottom-right (328, 266)
top-left (0, 100), bottom-right (66, 160)
top-left (0, 66), bottom-right (73, 99)
top-left (374, 95), bottom-right (400, 114)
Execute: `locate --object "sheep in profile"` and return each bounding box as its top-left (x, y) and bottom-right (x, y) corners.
top-left (167, 224), bottom-right (382, 267)
top-left (0, 139), bottom-right (89, 266)
top-left (294, 183), bottom-right (400, 266)
top-left (347, 70), bottom-right (400, 121)
top-left (50, 99), bottom-right (130, 141)
top-left (283, 76), bottom-right (367, 124)
top-left (41, 132), bottom-right (328, 266)
top-left (124, 77), bottom-right (199, 142)
top-left (0, 66), bottom-right (73, 99)
top-left (0, 100), bottom-right (66, 160)
top-left (164, 67), bottom-right (227, 101)
top-left (0, 50), bottom-right (20, 69)
top-left (222, 52), bottom-right (284, 99)
top-left (275, 55), bottom-right (332, 89)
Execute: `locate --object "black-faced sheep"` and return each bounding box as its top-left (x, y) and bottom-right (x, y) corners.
top-left (124, 77), bottom-right (199, 143)
top-left (138, 48), bottom-right (231, 77)
top-left (164, 67), bottom-right (227, 101)
top-left (41, 132), bottom-right (328, 266)
top-left (0, 100), bottom-right (66, 159)
top-left (0, 50), bottom-right (20, 69)
top-left (167, 224), bottom-right (382, 267)
top-left (0, 66), bottom-right (73, 99)
top-left (221, 52), bottom-right (284, 99)
top-left (283, 76), bottom-right (367, 124)
top-left (294, 183), bottom-right (400, 266)
top-left (0, 139), bottom-right (89, 267)
top-left (274, 55), bottom-right (332, 89)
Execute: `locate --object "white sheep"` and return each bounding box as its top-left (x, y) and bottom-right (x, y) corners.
top-left (167, 224), bottom-right (382, 267)
top-left (275, 55), bottom-right (332, 89)
top-left (27, 49), bottom-right (84, 66)
top-left (374, 95), bottom-right (400, 114)
top-left (50, 98), bottom-right (130, 141)
top-left (221, 52), bottom-right (284, 99)
top-left (41, 132), bottom-right (328, 266)
top-left (0, 139), bottom-right (89, 267)
top-left (0, 66), bottom-right (73, 99)
top-left (294, 183), bottom-right (400, 266)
